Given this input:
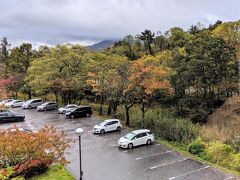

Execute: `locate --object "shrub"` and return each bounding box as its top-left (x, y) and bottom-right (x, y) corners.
top-left (0, 126), bottom-right (70, 178)
top-left (203, 142), bottom-right (233, 167)
top-left (231, 153), bottom-right (240, 172)
top-left (116, 106), bottom-right (199, 144)
top-left (188, 138), bottom-right (206, 156)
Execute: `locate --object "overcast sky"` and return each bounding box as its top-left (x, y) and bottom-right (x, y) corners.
top-left (0, 0), bottom-right (239, 47)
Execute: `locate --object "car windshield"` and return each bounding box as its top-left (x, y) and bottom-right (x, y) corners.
top-left (124, 132), bottom-right (136, 139)
top-left (67, 105), bottom-right (75, 108)
top-left (98, 122), bottom-right (106, 126)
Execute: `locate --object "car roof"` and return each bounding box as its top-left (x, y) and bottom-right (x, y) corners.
top-left (67, 104), bottom-right (77, 106)
top-left (104, 119), bottom-right (120, 122)
top-left (27, 98), bottom-right (42, 102)
top-left (131, 129), bottom-right (150, 134)
top-left (78, 105), bottom-right (91, 108)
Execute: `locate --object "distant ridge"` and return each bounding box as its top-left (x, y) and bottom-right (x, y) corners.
top-left (87, 40), bottom-right (117, 51)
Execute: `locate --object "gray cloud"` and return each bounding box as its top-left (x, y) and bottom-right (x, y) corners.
top-left (0, 0), bottom-right (239, 47)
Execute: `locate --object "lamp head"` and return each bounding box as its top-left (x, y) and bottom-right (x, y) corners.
top-left (75, 128), bottom-right (84, 135)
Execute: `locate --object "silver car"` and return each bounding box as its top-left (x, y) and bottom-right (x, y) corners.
top-left (22, 99), bottom-right (43, 109)
top-left (37, 102), bottom-right (58, 111)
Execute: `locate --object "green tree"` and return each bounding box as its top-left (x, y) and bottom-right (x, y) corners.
top-left (138, 29), bottom-right (155, 55)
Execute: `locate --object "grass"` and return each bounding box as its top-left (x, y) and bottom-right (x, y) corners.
top-left (30, 164), bottom-right (74, 180)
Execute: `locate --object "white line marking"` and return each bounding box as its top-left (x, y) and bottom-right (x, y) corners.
top-left (122, 150), bottom-right (128, 153)
top-left (150, 158), bottom-right (188, 170)
top-left (224, 177), bottom-right (234, 180)
top-left (111, 144), bottom-right (117, 147)
top-left (25, 121), bottom-right (36, 131)
top-left (87, 130), bottom-right (93, 133)
top-left (169, 166), bottom-right (210, 180)
top-left (136, 151), bottom-right (172, 160)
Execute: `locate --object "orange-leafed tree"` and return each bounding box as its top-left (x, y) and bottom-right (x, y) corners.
top-left (86, 52), bottom-right (129, 115)
top-left (126, 55), bottom-right (172, 127)
top-left (0, 126), bottom-right (70, 178)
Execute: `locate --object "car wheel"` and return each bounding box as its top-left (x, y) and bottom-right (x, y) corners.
top-left (62, 110), bottom-right (66, 114)
top-left (146, 139), bottom-right (151, 145)
top-left (28, 105), bottom-right (31, 109)
top-left (86, 113), bottom-right (90, 117)
top-left (100, 129), bottom-right (105, 134)
top-left (116, 126), bottom-right (121, 131)
top-left (71, 115), bottom-right (75, 119)
top-left (44, 108), bottom-right (47, 111)
top-left (128, 143), bottom-right (133, 149)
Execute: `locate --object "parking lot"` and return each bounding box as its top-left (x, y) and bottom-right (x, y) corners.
top-left (0, 108), bottom-right (236, 180)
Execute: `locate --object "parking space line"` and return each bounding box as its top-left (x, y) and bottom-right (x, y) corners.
top-left (25, 121), bottom-right (36, 131)
top-left (111, 144), bottom-right (117, 147)
top-left (150, 158), bottom-right (188, 170)
top-left (224, 177), bottom-right (234, 180)
top-left (136, 151), bottom-right (172, 160)
top-left (122, 150), bottom-right (128, 153)
top-left (169, 165), bottom-right (210, 180)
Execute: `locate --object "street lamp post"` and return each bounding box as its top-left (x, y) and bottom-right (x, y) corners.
top-left (75, 128), bottom-right (84, 180)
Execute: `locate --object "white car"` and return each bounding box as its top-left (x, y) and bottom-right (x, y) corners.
top-left (11, 100), bottom-right (24, 107)
top-left (93, 119), bottom-right (122, 134)
top-left (0, 99), bottom-right (14, 106)
top-left (22, 99), bottom-right (43, 109)
top-left (118, 129), bottom-right (154, 149)
top-left (58, 104), bottom-right (78, 114)
top-left (5, 100), bottom-right (24, 108)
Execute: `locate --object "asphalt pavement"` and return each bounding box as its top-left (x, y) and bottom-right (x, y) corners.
top-left (0, 108), bottom-right (237, 180)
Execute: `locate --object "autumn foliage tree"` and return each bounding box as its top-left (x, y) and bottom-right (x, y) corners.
top-left (0, 126), bottom-right (70, 178)
top-left (127, 55), bottom-right (172, 127)
top-left (87, 52), bottom-right (129, 115)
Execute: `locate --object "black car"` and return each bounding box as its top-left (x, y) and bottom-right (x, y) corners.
top-left (0, 109), bottom-right (10, 113)
top-left (0, 112), bottom-right (25, 123)
top-left (65, 106), bottom-right (92, 118)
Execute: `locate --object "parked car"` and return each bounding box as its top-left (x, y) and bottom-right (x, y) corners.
top-left (0, 109), bottom-right (10, 113)
top-left (93, 119), bottom-right (122, 134)
top-left (65, 106), bottom-right (92, 118)
top-left (22, 99), bottom-right (43, 109)
top-left (11, 100), bottom-right (24, 108)
top-left (0, 99), bottom-right (15, 106)
top-left (58, 104), bottom-right (78, 114)
top-left (5, 100), bottom-right (24, 108)
top-left (118, 129), bottom-right (154, 149)
top-left (37, 102), bottom-right (58, 111)
top-left (0, 112), bottom-right (25, 123)
top-left (7, 127), bottom-right (32, 133)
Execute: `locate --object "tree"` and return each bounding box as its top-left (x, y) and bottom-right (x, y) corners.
top-left (0, 37), bottom-right (11, 76)
top-left (26, 45), bottom-right (88, 103)
top-left (138, 29), bottom-right (155, 55)
top-left (171, 30), bottom-right (238, 123)
top-left (86, 52), bottom-right (128, 115)
top-left (0, 126), bottom-right (69, 178)
top-left (127, 55), bottom-right (172, 127)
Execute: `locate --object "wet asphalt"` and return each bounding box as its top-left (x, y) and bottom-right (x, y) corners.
top-left (0, 108), bottom-right (237, 180)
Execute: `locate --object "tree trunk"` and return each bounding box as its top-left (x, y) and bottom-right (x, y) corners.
top-left (99, 94), bottom-right (103, 115)
top-left (107, 101), bottom-right (112, 115)
top-left (54, 91), bottom-right (58, 103)
top-left (141, 102), bottom-right (145, 128)
top-left (28, 91), bottom-right (32, 99)
top-left (125, 105), bottom-right (130, 127)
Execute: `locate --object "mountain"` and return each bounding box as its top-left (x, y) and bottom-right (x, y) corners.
top-left (87, 40), bottom-right (117, 51)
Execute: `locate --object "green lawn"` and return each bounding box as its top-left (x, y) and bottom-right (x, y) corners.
top-left (30, 164), bottom-right (74, 180)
